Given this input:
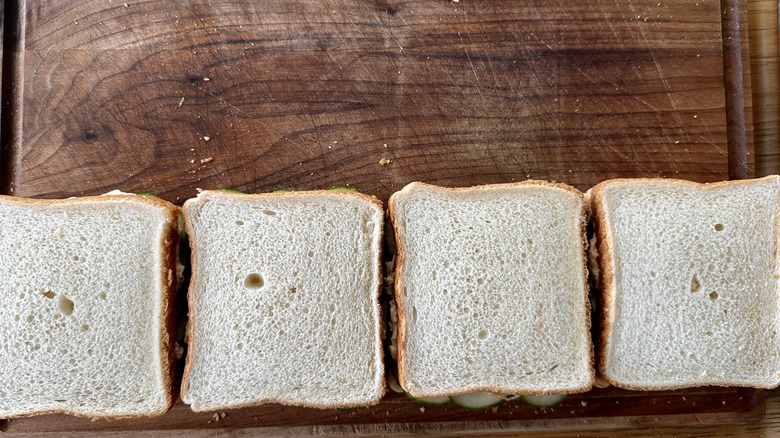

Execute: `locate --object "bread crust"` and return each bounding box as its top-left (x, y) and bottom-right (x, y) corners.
top-left (389, 181), bottom-right (594, 398)
top-left (180, 189), bottom-right (386, 410)
top-left (590, 175), bottom-right (780, 391)
top-left (0, 194), bottom-right (179, 420)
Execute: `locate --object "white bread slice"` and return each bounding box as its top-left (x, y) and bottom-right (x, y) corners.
top-left (590, 176), bottom-right (780, 390)
top-left (180, 190), bottom-right (385, 411)
top-left (0, 194), bottom-right (179, 419)
top-left (388, 181), bottom-right (594, 398)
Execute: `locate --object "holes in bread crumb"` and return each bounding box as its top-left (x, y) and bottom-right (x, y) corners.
top-left (235, 220), bottom-right (244, 226)
top-left (237, 343), bottom-right (243, 350)
top-left (478, 329), bottom-right (489, 340)
top-left (99, 292), bottom-right (106, 300)
top-left (328, 303), bottom-right (336, 312)
top-left (80, 324), bottom-right (89, 332)
top-left (714, 223), bottom-right (724, 232)
top-left (477, 278), bottom-right (484, 285)
top-left (706, 330), bottom-right (713, 336)
top-left (412, 307), bottom-right (418, 323)
top-left (307, 250), bottom-right (314, 257)
top-left (650, 271), bottom-right (656, 277)
top-left (709, 291), bottom-right (719, 301)
top-left (42, 291), bottom-right (55, 299)
top-left (691, 274), bottom-right (701, 293)
top-left (58, 296), bottom-right (74, 316)
top-left (262, 210), bottom-right (276, 216)
top-left (244, 273), bottom-right (264, 289)
top-left (289, 287), bottom-right (297, 294)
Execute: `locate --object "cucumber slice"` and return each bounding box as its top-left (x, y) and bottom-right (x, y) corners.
top-left (386, 369), bottom-right (404, 394)
top-left (328, 186), bottom-right (358, 192)
top-left (521, 394), bottom-right (567, 407)
top-left (451, 392), bottom-right (504, 410)
top-left (404, 393), bottom-right (451, 406)
top-left (214, 188), bottom-right (244, 193)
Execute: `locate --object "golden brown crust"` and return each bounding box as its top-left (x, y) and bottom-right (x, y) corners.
top-left (0, 193), bottom-right (179, 420)
top-left (180, 189), bottom-right (386, 410)
top-left (589, 175), bottom-right (780, 390)
top-left (389, 181), bottom-right (594, 397)
top-left (588, 183), bottom-right (616, 387)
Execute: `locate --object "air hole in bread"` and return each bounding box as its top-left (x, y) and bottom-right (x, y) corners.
top-left (244, 273), bottom-right (264, 289)
top-left (328, 303), bottom-right (336, 312)
top-left (477, 278), bottom-right (484, 285)
top-left (442, 288), bottom-right (449, 296)
top-left (237, 343), bottom-right (243, 350)
top-left (709, 291), bottom-right (719, 301)
top-left (98, 292), bottom-right (106, 300)
top-left (650, 271), bottom-right (656, 277)
top-left (478, 329), bottom-right (489, 340)
top-left (307, 250), bottom-right (314, 257)
top-left (412, 307), bottom-right (418, 323)
top-left (714, 223), bottom-right (724, 231)
top-left (706, 330), bottom-right (713, 336)
top-left (302, 306), bottom-right (309, 314)
top-left (262, 210), bottom-right (276, 216)
top-left (289, 287), bottom-right (297, 294)
top-left (80, 324), bottom-right (89, 332)
top-left (58, 296), bottom-right (74, 316)
top-left (235, 220), bottom-right (244, 226)
top-left (42, 291), bottom-right (55, 299)
top-left (691, 274), bottom-right (701, 292)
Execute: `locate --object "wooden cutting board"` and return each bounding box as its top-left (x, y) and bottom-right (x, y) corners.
top-left (0, 0), bottom-right (757, 434)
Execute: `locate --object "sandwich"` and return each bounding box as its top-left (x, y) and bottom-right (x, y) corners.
top-left (388, 181), bottom-right (594, 402)
top-left (0, 193), bottom-right (179, 418)
top-left (180, 189), bottom-right (385, 411)
top-left (590, 176), bottom-right (780, 390)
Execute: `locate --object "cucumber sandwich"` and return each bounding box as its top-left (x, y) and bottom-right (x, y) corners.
top-left (0, 193), bottom-right (180, 418)
top-left (180, 189), bottom-right (385, 410)
top-left (590, 176), bottom-right (780, 390)
top-left (388, 182), bottom-right (593, 403)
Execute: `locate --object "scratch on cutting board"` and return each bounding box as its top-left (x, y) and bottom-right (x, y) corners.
top-left (458, 32), bottom-right (484, 103)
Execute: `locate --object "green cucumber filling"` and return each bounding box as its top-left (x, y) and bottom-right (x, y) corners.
top-left (450, 392), bottom-right (504, 410)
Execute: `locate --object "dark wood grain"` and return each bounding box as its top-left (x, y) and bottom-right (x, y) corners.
top-left (748, 0), bottom-right (780, 176)
top-left (2, 0), bottom-right (758, 434)
top-left (1, 387), bottom-right (762, 434)
top-left (14, 0), bottom-right (751, 203)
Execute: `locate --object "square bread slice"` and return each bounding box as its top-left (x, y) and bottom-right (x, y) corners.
top-left (590, 176), bottom-right (780, 390)
top-left (388, 181), bottom-right (593, 397)
top-left (0, 194), bottom-right (179, 419)
top-left (181, 190), bottom-right (385, 411)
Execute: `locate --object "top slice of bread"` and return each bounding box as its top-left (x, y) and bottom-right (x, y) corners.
top-left (590, 176), bottom-right (780, 390)
top-left (180, 190), bottom-right (385, 411)
top-left (0, 194), bottom-right (179, 419)
top-left (389, 181), bottom-right (594, 398)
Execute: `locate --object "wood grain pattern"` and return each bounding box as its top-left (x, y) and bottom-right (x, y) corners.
top-left (1, 0), bottom-right (760, 435)
top-left (14, 0), bottom-right (751, 202)
top-left (0, 387), bottom-right (762, 434)
top-left (748, 0), bottom-right (780, 176)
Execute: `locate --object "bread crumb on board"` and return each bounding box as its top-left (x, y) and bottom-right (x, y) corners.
top-left (207, 412), bottom-right (227, 423)
top-left (200, 157), bottom-right (213, 164)
top-left (379, 158), bottom-right (392, 166)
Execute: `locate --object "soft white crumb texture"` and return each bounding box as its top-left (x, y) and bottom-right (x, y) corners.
top-left (182, 192), bottom-right (384, 410)
top-left (601, 177), bottom-right (780, 388)
top-left (0, 199), bottom-right (169, 417)
top-left (393, 183), bottom-right (591, 396)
